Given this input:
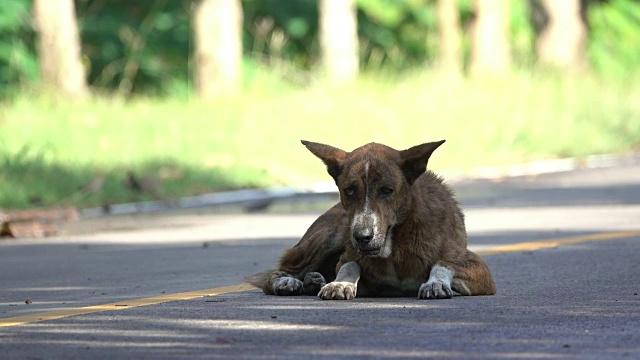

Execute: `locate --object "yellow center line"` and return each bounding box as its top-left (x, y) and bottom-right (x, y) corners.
top-left (476, 230), bottom-right (640, 256)
top-left (0, 283), bottom-right (255, 327)
top-left (2, 230), bottom-right (639, 327)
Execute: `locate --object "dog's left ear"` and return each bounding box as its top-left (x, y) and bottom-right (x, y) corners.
top-left (301, 140), bottom-right (347, 181)
top-left (399, 140), bottom-right (446, 184)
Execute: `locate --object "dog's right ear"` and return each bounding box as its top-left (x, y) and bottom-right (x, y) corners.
top-left (301, 140), bottom-right (347, 180)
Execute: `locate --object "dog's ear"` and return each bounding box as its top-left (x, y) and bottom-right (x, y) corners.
top-left (399, 140), bottom-right (446, 184)
top-left (301, 140), bottom-right (347, 180)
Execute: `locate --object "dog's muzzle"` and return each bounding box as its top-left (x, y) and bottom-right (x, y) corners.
top-left (353, 227), bottom-right (374, 245)
top-left (353, 225), bottom-right (394, 257)
top-left (352, 226), bottom-right (382, 256)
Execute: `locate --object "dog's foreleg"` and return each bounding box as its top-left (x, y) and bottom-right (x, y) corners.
top-left (318, 261), bottom-right (360, 300)
top-left (418, 264), bottom-right (454, 299)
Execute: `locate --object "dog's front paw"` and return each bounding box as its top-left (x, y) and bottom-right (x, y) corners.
top-left (273, 276), bottom-right (303, 296)
top-left (418, 280), bottom-right (453, 299)
top-left (302, 272), bottom-right (326, 295)
top-left (318, 282), bottom-right (356, 300)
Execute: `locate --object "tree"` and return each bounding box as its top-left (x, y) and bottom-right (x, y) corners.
top-left (531, 0), bottom-right (587, 69)
top-left (318, 0), bottom-right (359, 83)
top-left (32, 0), bottom-right (88, 98)
top-left (470, 0), bottom-right (511, 75)
top-left (436, 0), bottom-right (463, 74)
top-left (193, 0), bottom-right (243, 100)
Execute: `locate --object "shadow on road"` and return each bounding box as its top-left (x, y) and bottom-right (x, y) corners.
top-left (3, 234), bottom-right (639, 360)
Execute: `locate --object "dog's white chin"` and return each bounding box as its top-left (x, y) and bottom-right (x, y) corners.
top-left (378, 232), bottom-right (393, 258)
top-left (358, 249), bottom-right (381, 256)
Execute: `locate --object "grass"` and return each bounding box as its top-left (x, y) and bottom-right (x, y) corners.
top-left (1, 69), bottom-right (639, 210)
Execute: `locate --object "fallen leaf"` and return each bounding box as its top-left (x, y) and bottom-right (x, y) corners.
top-left (215, 337), bottom-right (235, 344)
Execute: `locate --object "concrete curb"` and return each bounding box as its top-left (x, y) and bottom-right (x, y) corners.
top-left (81, 182), bottom-right (338, 218)
top-left (81, 151), bottom-right (640, 218)
top-left (442, 151), bottom-right (640, 181)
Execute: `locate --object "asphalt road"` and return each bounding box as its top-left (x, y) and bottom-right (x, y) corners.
top-left (1, 162), bottom-right (640, 359)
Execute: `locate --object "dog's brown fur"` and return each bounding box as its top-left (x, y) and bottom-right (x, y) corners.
top-left (247, 140), bottom-right (496, 299)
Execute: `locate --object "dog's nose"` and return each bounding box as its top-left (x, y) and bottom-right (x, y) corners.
top-left (353, 227), bottom-right (374, 244)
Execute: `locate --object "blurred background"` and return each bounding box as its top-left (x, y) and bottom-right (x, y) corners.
top-left (0, 0), bottom-right (639, 211)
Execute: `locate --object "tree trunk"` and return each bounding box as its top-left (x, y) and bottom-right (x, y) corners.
top-left (535, 0), bottom-right (587, 69)
top-left (194, 0), bottom-right (243, 100)
top-left (318, 0), bottom-right (359, 83)
top-left (436, 0), bottom-right (463, 74)
top-left (33, 0), bottom-right (88, 99)
top-left (470, 0), bottom-right (511, 75)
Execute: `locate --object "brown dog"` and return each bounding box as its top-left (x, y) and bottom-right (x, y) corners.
top-left (247, 140), bottom-right (496, 299)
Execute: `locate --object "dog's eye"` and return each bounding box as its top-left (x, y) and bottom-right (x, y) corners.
top-left (379, 187), bottom-right (393, 197)
top-left (344, 187), bottom-right (357, 199)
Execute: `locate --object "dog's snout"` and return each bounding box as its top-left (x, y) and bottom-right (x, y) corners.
top-left (353, 227), bottom-right (374, 244)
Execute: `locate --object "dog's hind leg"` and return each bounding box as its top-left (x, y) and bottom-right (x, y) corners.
top-left (246, 204), bottom-right (347, 296)
top-left (269, 271), bottom-right (304, 295)
top-left (419, 249), bottom-right (496, 299)
top-left (450, 249), bottom-right (496, 296)
top-left (302, 272), bottom-right (327, 295)
top-left (255, 271), bottom-right (326, 296)
top-left (419, 263), bottom-right (455, 299)
top-left (245, 270), bottom-right (302, 295)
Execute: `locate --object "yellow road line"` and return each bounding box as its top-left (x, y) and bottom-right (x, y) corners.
top-left (0, 283), bottom-right (255, 327)
top-left (2, 230), bottom-right (639, 328)
top-left (476, 230), bottom-right (640, 256)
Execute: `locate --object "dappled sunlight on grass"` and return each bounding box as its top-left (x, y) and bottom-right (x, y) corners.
top-left (1, 71), bottom-right (639, 209)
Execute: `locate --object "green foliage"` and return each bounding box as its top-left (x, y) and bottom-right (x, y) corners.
top-left (0, 0), bottom-right (37, 96)
top-left (588, 0), bottom-right (640, 79)
top-left (242, 0), bottom-right (319, 69)
top-left (509, 0), bottom-right (536, 67)
top-left (0, 0), bottom-right (639, 96)
top-left (75, 0), bottom-right (193, 94)
top-left (358, 0), bottom-right (436, 69)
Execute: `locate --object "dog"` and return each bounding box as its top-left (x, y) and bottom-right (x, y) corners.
top-left (247, 140), bottom-right (496, 299)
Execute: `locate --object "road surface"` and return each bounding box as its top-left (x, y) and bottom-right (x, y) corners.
top-left (1, 163), bottom-right (640, 359)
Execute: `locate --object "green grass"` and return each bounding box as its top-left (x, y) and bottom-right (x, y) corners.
top-left (1, 70), bottom-right (639, 210)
